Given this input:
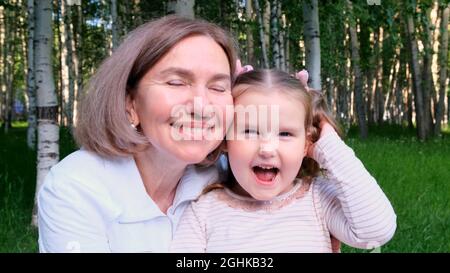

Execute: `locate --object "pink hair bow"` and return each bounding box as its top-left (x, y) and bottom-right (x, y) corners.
top-left (295, 69), bottom-right (310, 91)
top-left (235, 59), bottom-right (254, 76)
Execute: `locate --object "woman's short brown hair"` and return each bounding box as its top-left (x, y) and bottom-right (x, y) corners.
top-left (75, 15), bottom-right (238, 158)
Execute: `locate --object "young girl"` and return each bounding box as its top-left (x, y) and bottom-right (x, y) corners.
top-left (170, 69), bottom-right (397, 253)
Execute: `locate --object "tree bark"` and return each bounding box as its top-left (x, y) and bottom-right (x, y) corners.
top-left (303, 0), bottom-right (321, 90)
top-left (264, 0), bottom-right (270, 59)
top-left (64, 0), bottom-right (75, 127)
top-left (421, 7), bottom-right (435, 136)
top-left (245, 0), bottom-right (255, 65)
top-left (254, 0), bottom-right (269, 68)
top-left (111, 0), bottom-right (119, 49)
top-left (406, 14), bottom-right (427, 140)
top-left (4, 4), bottom-right (16, 133)
top-left (395, 52), bottom-right (406, 125)
top-left (347, 0), bottom-right (367, 138)
top-left (434, 4), bottom-right (449, 135)
top-left (278, 0), bottom-right (286, 71)
top-left (73, 3), bottom-right (83, 126)
top-left (32, 0), bottom-right (60, 227)
top-left (26, 0), bottom-right (37, 148)
top-left (270, 0), bottom-right (280, 69)
top-left (0, 7), bottom-right (4, 125)
top-left (167, 0), bottom-right (195, 19)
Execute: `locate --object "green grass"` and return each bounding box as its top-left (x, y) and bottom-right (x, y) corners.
top-left (0, 123), bottom-right (449, 252)
top-left (0, 125), bottom-right (76, 253)
top-left (343, 124), bottom-right (450, 253)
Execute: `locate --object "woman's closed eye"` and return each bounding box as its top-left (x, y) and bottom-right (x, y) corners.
top-left (209, 85), bottom-right (227, 92)
top-left (167, 79), bottom-right (188, 86)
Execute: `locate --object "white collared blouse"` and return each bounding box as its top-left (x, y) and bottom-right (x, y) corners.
top-left (37, 150), bottom-right (219, 253)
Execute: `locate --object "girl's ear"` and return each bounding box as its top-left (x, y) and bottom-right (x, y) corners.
top-left (126, 95), bottom-right (140, 127)
top-left (304, 128), bottom-right (315, 157)
top-left (304, 137), bottom-right (311, 157)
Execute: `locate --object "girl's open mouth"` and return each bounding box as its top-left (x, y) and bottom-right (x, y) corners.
top-left (252, 165), bottom-right (279, 185)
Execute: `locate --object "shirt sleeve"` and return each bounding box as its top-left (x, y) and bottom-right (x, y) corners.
top-left (312, 131), bottom-right (397, 249)
top-left (38, 169), bottom-right (113, 253)
top-left (170, 200), bottom-right (207, 253)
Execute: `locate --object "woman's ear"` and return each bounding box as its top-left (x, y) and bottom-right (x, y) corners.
top-left (126, 95), bottom-right (140, 127)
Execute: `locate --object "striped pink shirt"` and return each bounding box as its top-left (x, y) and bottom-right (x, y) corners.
top-left (170, 132), bottom-right (397, 252)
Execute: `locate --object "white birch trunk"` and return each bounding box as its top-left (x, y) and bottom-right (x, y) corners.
top-left (167, 0), bottom-right (195, 19)
top-left (407, 14), bottom-right (427, 140)
top-left (4, 5), bottom-right (15, 133)
top-left (60, 0), bottom-right (69, 126)
top-left (74, 4), bottom-right (82, 125)
top-left (263, 0), bottom-right (270, 58)
top-left (245, 0), bottom-right (254, 65)
top-left (111, 0), bottom-right (119, 49)
top-left (270, 0), bottom-right (280, 69)
top-left (26, 0), bottom-right (36, 149)
top-left (254, 0), bottom-right (269, 68)
top-left (63, 0), bottom-right (75, 127)
top-left (302, 0), bottom-right (321, 90)
top-left (278, 2), bottom-right (286, 72)
top-left (0, 6), bottom-right (5, 125)
top-left (32, 0), bottom-right (59, 227)
top-left (434, 4), bottom-right (449, 135)
top-left (347, 0), bottom-right (367, 138)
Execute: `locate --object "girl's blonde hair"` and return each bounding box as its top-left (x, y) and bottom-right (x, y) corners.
top-left (204, 69), bottom-right (342, 194)
top-left (75, 15), bottom-right (238, 163)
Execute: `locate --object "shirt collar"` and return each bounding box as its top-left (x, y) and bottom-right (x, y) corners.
top-left (172, 165), bottom-right (219, 208)
top-left (105, 157), bottom-right (218, 223)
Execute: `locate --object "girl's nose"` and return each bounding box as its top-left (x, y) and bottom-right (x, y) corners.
top-left (258, 140), bottom-right (277, 158)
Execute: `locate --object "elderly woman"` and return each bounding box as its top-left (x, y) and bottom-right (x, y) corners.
top-left (38, 15), bottom-right (237, 252)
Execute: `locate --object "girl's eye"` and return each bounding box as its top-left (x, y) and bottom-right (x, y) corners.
top-left (167, 80), bottom-right (186, 86)
top-left (279, 131), bottom-right (292, 137)
top-left (244, 129), bottom-right (258, 135)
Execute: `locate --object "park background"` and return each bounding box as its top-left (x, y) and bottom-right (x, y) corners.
top-left (0, 0), bottom-right (449, 252)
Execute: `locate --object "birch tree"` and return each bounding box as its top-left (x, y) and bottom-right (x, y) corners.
top-left (32, 0), bottom-right (59, 226)
top-left (26, 0), bottom-right (36, 148)
top-left (254, 0), bottom-right (269, 68)
top-left (270, 0), bottom-right (280, 69)
top-left (421, 6), bottom-right (435, 136)
top-left (303, 0), bottom-right (321, 90)
top-left (62, 0), bottom-right (75, 127)
top-left (347, 0), bottom-right (368, 139)
top-left (246, 0), bottom-right (255, 65)
top-left (434, 3), bottom-right (449, 135)
top-left (111, 0), bottom-right (119, 49)
top-left (3, 3), bottom-right (15, 133)
top-left (278, 1), bottom-right (286, 71)
top-left (0, 6), bottom-right (4, 125)
top-left (406, 13), bottom-right (427, 140)
top-left (167, 0), bottom-right (195, 19)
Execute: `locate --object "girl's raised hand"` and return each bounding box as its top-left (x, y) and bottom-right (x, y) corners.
top-left (307, 121), bottom-right (336, 158)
